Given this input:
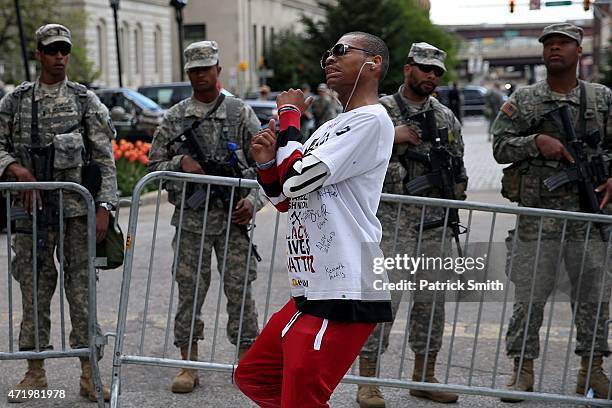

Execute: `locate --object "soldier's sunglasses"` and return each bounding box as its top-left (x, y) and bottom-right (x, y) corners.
top-left (412, 63), bottom-right (445, 78)
top-left (42, 42), bottom-right (71, 56)
top-left (320, 43), bottom-right (376, 69)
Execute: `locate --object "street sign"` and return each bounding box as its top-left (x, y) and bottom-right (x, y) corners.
top-left (545, 0), bottom-right (572, 6)
top-left (529, 0), bottom-right (541, 9)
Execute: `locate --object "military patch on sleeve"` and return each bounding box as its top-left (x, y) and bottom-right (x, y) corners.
top-left (501, 102), bottom-right (518, 118)
top-left (107, 116), bottom-right (117, 139)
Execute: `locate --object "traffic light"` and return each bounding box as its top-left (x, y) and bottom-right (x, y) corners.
top-left (510, 0), bottom-right (515, 13)
top-left (584, 0), bottom-right (590, 10)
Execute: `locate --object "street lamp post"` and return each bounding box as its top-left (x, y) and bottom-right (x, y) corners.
top-left (170, 0), bottom-right (188, 81)
top-left (14, 0), bottom-right (30, 82)
top-left (109, 0), bottom-right (123, 87)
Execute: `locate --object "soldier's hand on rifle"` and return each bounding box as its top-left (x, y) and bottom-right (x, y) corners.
top-left (394, 125), bottom-right (422, 145)
top-left (535, 134), bottom-right (575, 163)
top-left (276, 88), bottom-right (313, 113)
top-left (232, 198), bottom-right (254, 225)
top-left (5, 163), bottom-right (42, 215)
top-left (95, 206), bottom-right (109, 242)
top-left (251, 119), bottom-right (277, 164)
top-left (595, 178), bottom-right (612, 209)
top-left (180, 155), bottom-right (204, 174)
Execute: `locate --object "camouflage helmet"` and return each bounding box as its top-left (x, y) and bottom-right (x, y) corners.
top-left (184, 40), bottom-right (219, 70)
top-left (35, 24), bottom-right (72, 47)
top-left (407, 42), bottom-right (447, 72)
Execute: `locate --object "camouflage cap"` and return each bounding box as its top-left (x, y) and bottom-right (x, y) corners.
top-left (36, 24), bottom-right (72, 46)
top-left (408, 42), bottom-right (447, 72)
top-left (184, 40), bottom-right (219, 70)
top-left (538, 23), bottom-right (583, 45)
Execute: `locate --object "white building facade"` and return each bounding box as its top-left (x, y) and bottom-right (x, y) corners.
top-left (178, 0), bottom-right (332, 96)
top-left (63, 0), bottom-right (173, 89)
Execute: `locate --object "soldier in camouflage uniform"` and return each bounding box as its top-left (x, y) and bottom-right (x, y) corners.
top-left (0, 24), bottom-right (117, 402)
top-left (356, 43), bottom-right (467, 407)
top-left (492, 23), bottom-right (612, 401)
top-left (147, 41), bottom-right (262, 394)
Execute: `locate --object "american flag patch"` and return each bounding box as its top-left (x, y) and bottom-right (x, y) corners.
top-left (501, 102), bottom-right (518, 118)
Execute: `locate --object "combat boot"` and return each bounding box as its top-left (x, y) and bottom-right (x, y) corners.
top-left (356, 355), bottom-right (386, 408)
top-left (79, 359), bottom-right (110, 402)
top-left (410, 353), bottom-right (459, 403)
top-left (501, 358), bottom-right (534, 403)
top-left (576, 356), bottom-right (611, 399)
top-left (171, 343), bottom-right (199, 393)
top-left (7, 359), bottom-right (48, 403)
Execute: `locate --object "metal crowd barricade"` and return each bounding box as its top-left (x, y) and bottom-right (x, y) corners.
top-left (345, 193), bottom-right (612, 407)
top-left (110, 171), bottom-right (612, 407)
top-left (0, 181), bottom-right (105, 407)
top-left (111, 171), bottom-right (274, 407)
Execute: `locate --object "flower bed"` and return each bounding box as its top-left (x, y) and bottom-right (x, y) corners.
top-left (112, 139), bottom-right (155, 197)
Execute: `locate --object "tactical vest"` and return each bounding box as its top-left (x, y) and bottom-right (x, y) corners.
top-left (9, 81), bottom-right (91, 177)
top-left (166, 95), bottom-right (245, 207)
top-left (502, 81), bottom-right (606, 207)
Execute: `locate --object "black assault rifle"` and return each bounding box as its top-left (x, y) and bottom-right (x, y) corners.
top-left (543, 104), bottom-right (612, 241)
top-left (9, 145), bottom-right (60, 285)
top-left (402, 110), bottom-right (466, 256)
top-left (167, 121), bottom-right (262, 262)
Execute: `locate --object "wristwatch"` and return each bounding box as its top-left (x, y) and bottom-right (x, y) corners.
top-left (98, 202), bottom-right (113, 211)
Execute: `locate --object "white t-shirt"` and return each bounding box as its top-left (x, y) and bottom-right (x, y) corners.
top-left (286, 103), bottom-right (394, 300)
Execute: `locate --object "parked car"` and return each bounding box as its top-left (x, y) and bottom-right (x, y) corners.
top-left (245, 99), bottom-right (278, 127)
top-left (434, 85), bottom-right (488, 116)
top-left (95, 88), bottom-right (163, 142)
top-left (244, 90), bottom-right (281, 101)
top-left (138, 82), bottom-right (233, 109)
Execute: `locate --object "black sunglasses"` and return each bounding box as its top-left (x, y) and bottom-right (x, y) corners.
top-left (412, 63), bottom-right (444, 77)
top-left (42, 42), bottom-right (71, 56)
top-left (320, 43), bottom-right (376, 69)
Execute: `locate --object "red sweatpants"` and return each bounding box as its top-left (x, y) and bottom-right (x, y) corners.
top-left (234, 299), bottom-right (375, 407)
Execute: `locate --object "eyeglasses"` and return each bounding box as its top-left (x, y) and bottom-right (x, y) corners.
top-left (412, 63), bottom-right (445, 78)
top-left (42, 42), bottom-right (71, 56)
top-left (320, 43), bottom-right (376, 69)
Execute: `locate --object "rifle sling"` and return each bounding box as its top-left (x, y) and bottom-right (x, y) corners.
top-left (31, 84), bottom-right (40, 147)
top-left (579, 80), bottom-right (586, 142)
top-left (393, 92), bottom-right (410, 122)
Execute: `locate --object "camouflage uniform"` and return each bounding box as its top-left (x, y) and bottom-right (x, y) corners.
top-left (148, 41), bottom-right (262, 348)
top-left (361, 44), bottom-right (468, 360)
top-left (492, 50), bottom-right (612, 359)
top-left (311, 84), bottom-right (337, 129)
top-left (0, 25), bottom-right (118, 352)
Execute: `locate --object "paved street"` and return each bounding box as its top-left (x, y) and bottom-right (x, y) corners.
top-left (0, 116), bottom-right (600, 407)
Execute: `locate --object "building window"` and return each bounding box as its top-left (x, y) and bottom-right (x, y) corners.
top-left (96, 19), bottom-right (108, 84)
top-left (183, 24), bottom-right (206, 49)
top-left (154, 26), bottom-right (163, 75)
top-left (121, 22), bottom-right (130, 83)
top-left (262, 25), bottom-right (267, 62)
top-left (270, 27), bottom-right (275, 61)
top-left (134, 24), bottom-right (143, 80)
top-left (252, 24), bottom-right (257, 71)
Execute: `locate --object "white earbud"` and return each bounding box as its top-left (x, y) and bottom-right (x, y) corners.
top-left (364, 61), bottom-right (375, 70)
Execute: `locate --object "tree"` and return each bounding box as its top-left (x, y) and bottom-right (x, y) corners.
top-left (267, 0), bottom-right (459, 95)
top-left (0, 1), bottom-right (99, 85)
top-left (267, 30), bottom-right (309, 91)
